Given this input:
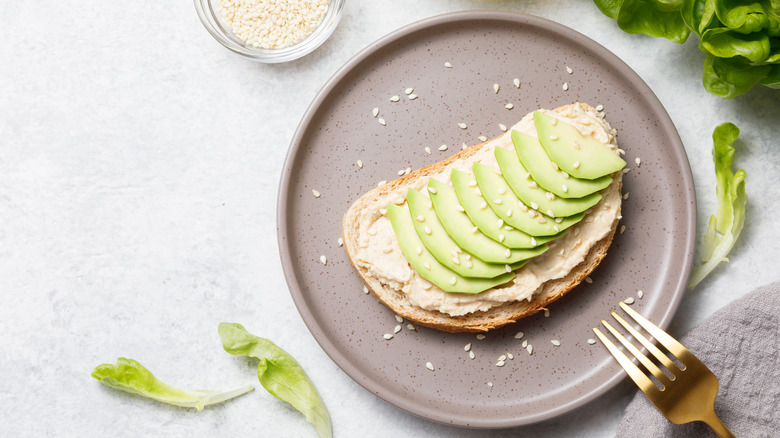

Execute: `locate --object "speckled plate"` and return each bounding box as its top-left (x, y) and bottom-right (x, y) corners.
top-left (278, 11), bottom-right (695, 428)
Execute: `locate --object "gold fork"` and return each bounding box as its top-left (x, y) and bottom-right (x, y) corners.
top-left (593, 302), bottom-right (735, 438)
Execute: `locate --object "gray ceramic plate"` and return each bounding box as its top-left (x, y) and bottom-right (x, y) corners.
top-left (278, 11), bottom-right (695, 428)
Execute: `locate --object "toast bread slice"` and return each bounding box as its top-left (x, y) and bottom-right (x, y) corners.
top-left (342, 103), bottom-right (621, 332)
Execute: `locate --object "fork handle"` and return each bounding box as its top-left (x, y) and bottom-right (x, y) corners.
top-left (703, 412), bottom-right (735, 438)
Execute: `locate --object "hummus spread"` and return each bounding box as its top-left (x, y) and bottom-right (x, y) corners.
top-left (353, 104), bottom-right (622, 316)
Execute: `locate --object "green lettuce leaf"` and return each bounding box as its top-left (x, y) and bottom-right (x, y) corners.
top-left (595, 0), bottom-right (624, 18)
top-left (760, 64), bottom-right (780, 87)
top-left (702, 55), bottom-right (771, 98)
top-left (682, 0), bottom-right (719, 37)
top-left (688, 123), bottom-right (747, 289)
top-left (91, 358), bottom-right (254, 411)
top-left (715, 0), bottom-right (772, 33)
top-left (218, 323), bottom-right (332, 438)
top-left (700, 28), bottom-right (772, 62)
top-left (617, 0), bottom-right (692, 43)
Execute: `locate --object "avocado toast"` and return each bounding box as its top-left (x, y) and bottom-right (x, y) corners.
top-left (342, 103), bottom-right (625, 333)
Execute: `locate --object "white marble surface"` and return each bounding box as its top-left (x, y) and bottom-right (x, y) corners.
top-left (1, 1), bottom-right (778, 437)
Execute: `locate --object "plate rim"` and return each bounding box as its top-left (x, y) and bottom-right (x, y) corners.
top-left (277, 10), bottom-right (696, 428)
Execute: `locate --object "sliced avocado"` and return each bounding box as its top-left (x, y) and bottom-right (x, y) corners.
top-left (533, 111), bottom-right (626, 180)
top-left (494, 146), bottom-right (600, 217)
top-left (472, 163), bottom-right (583, 236)
top-left (511, 130), bottom-right (612, 198)
top-left (387, 204), bottom-right (515, 294)
top-left (451, 169), bottom-right (561, 249)
top-left (406, 188), bottom-right (513, 279)
top-left (427, 179), bottom-right (549, 264)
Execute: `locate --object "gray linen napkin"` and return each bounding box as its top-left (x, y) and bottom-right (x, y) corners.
top-left (616, 280), bottom-right (780, 437)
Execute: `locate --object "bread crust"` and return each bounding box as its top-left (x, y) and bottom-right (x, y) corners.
top-left (342, 104), bottom-right (621, 332)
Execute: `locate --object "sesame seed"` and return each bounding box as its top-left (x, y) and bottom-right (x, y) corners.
top-left (384, 334), bottom-right (394, 340)
top-left (493, 83), bottom-right (500, 93)
top-left (476, 334), bottom-right (486, 340)
top-left (496, 360), bottom-right (505, 367)
top-left (405, 167), bottom-right (411, 175)
top-left (468, 179), bottom-right (477, 187)
top-left (427, 187), bottom-right (437, 194)
top-left (531, 237), bottom-right (537, 246)
top-left (444, 61), bottom-right (453, 68)
top-left (426, 362), bottom-right (434, 371)
top-left (498, 354), bottom-right (507, 362)
top-left (422, 283), bottom-right (432, 290)
top-left (561, 171), bottom-right (570, 179)
top-left (573, 161), bottom-right (580, 169)
top-left (462, 143), bottom-right (468, 150)
top-left (551, 340), bottom-right (561, 346)
top-left (562, 184), bottom-right (568, 193)
top-left (338, 237), bottom-right (343, 247)
top-left (624, 297), bottom-right (635, 305)
top-left (623, 168), bottom-right (631, 174)
top-left (424, 146), bottom-right (431, 154)
top-left (505, 249), bottom-right (511, 258)
top-left (505, 103), bottom-right (514, 110)
top-left (368, 228), bottom-right (377, 236)
top-left (506, 209), bottom-right (512, 217)
top-left (527, 344), bottom-right (533, 355)
top-left (363, 285), bottom-right (369, 294)
top-left (543, 307), bottom-right (550, 317)
top-left (547, 209), bottom-right (555, 217)
top-left (562, 82), bottom-right (569, 91)
top-left (407, 324), bottom-right (416, 330)
top-left (551, 118), bottom-right (558, 126)
top-left (405, 87), bottom-right (414, 95)
top-left (372, 108), bottom-right (379, 117)
top-left (397, 169), bottom-right (405, 176)
top-left (382, 247), bottom-right (392, 254)
top-left (378, 118), bottom-right (386, 126)
top-left (394, 325), bottom-right (402, 334)
top-left (528, 181), bottom-right (538, 189)
top-left (499, 123), bottom-right (507, 132)
top-left (356, 159), bottom-right (363, 168)
top-left (312, 189), bottom-right (321, 198)
top-left (596, 104), bottom-right (604, 112)
top-left (618, 148), bottom-right (626, 155)
top-left (319, 255), bottom-right (327, 265)
top-left (553, 225), bottom-right (559, 231)
top-left (464, 343), bottom-right (472, 352)
top-left (530, 202), bottom-right (539, 210)
top-left (438, 144), bottom-right (448, 151)
top-left (456, 204), bottom-right (465, 212)
top-left (451, 256), bottom-right (460, 265)
top-left (474, 187), bottom-right (482, 196)
top-left (488, 381), bottom-right (493, 387)
top-left (424, 225), bottom-right (431, 235)
top-left (498, 234), bottom-right (505, 243)
top-left (423, 262), bottom-right (431, 270)
top-left (505, 264), bottom-right (511, 272)
top-left (458, 122), bottom-right (468, 129)
top-left (408, 94), bottom-right (418, 100)
top-left (497, 219), bottom-right (504, 228)
top-left (588, 338), bottom-right (597, 345)
top-left (522, 340), bottom-right (528, 348)
top-left (390, 95), bottom-right (400, 102)
top-left (494, 198), bottom-right (503, 205)
top-left (537, 216), bottom-right (546, 224)
top-left (416, 245), bottom-right (423, 255)
top-left (496, 187), bottom-right (506, 195)
top-left (555, 217), bottom-right (563, 223)
top-left (469, 351), bottom-right (475, 359)
top-left (395, 314), bottom-right (404, 323)
top-left (471, 226), bottom-right (479, 234)
top-left (449, 277), bottom-right (457, 285)
top-left (585, 276), bottom-right (593, 284)
top-left (635, 157), bottom-right (641, 167)
top-left (480, 202), bottom-right (487, 210)
top-left (620, 225), bottom-right (626, 234)
top-left (637, 290), bottom-right (644, 299)
top-left (566, 66), bottom-right (573, 74)
top-left (550, 135), bottom-right (559, 140)
top-left (478, 135), bottom-right (488, 142)
top-left (513, 78), bottom-right (520, 87)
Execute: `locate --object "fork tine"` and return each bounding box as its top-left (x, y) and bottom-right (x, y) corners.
top-left (593, 326), bottom-right (657, 393)
top-left (601, 319), bottom-right (669, 385)
top-left (611, 311), bottom-right (681, 373)
top-left (620, 302), bottom-right (687, 358)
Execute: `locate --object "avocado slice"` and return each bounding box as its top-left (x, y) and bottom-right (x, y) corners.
top-left (511, 130), bottom-right (612, 198)
top-left (450, 169), bottom-right (562, 249)
top-left (387, 204), bottom-right (515, 294)
top-left (494, 146), bottom-right (601, 217)
top-left (472, 163), bottom-right (583, 236)
top-left (427, 178), bottom-right (549, 264)
top-left (533, 111), bottom-right (626, 180)
top-left (406, 188), bottom-right (514, 279)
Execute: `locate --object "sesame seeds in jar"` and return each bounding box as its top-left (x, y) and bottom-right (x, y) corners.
top-left (219, 0), bottom-right (330, 49)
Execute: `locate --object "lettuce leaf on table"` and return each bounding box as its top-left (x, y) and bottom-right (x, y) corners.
top-left (688, 123), bottom-right (747, 289)
top-left (91, 357), bottom-right (254, 411)
top-left (218, 323), bottom-right (332, 438)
